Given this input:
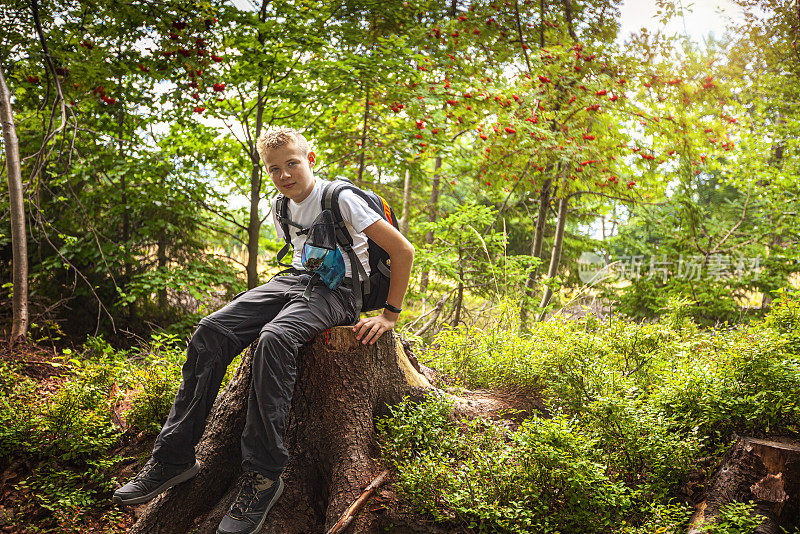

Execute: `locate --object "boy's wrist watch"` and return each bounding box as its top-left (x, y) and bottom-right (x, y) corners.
top-left (384, 302), bottom-right (402, 314)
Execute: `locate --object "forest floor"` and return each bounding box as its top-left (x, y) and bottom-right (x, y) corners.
top-left (0, 336), bottom-right (542, 533)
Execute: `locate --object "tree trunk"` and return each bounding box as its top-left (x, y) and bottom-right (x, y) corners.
top-left (419, 156), bottom-right (442, 299)
top-left (113, 58), bottom-right (138, 324)
top-left (130, 328), bottom-right (432, 534)
top-left (244, 0), bottom-right (271, 290)
top-left (157, 174), bottom-right (167, 310)
top-left (688, 437), bottom-right (800, 534)
top-left (356, 82), bottom-right (371, 187)
top-left (246, 74), bottom-right (266, 290)
top-left (512, 0), bottom-right (532, 71)
top-left (157, 234), bottom-right (168, 310)
top-left (537, 190), bottom-right (568, 321)
top-left (519, 177), bottom-right (551, 330)
top-left (539, 0), bottom-right (546, 48)
top-left (246, 161), bottom-right (262, 290)
top-left (562, 0), bottom-right (577, 41)
top-left (399, 169), bottom-right (412, 237)
top-left (452, 250), bottom-right (464, 328)
top-left (0, 68), bottom-right (28, 343)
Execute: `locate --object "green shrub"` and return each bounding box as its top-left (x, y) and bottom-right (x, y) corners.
top-left (608, 277), bottom-right (749, 327)
top-left (765, 288), bottom-right (800, 354)
top-left (1, 333), bottom-right (188, 531)
top-left (379, 397), bottom-right (635, 533)
top-left (652, 325), bottom-right (800, 446)
top-left (125, 364), bottom-right (180, 434)
top-left (12, 457), bottom-right (126, 533)
top-left (424, 324), bottom-right (541, 391)
top-left (0, 359), bottom-right (121, 464)
top-left (426, 301), bottom-right (800, 451)
top-left (585, 396), bottom-right (703, 502)
top-left (620, 502), bottom-right (693, 534)
top-left (403, 293), bottom-right (800, 532)
top-left (0, 361), bottom-right (38, 459)
top-left (698, 501), bottom-right (762, 534)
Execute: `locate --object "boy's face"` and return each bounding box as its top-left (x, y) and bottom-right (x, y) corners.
top-left (264, 141), bottom-right (316, 202)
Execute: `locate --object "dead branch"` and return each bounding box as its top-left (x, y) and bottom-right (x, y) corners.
top-left (325, 470), bottom-right (390, 534)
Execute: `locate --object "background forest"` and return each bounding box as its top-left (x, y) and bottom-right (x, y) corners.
top-left (2, 0), bottom-right (800, 532)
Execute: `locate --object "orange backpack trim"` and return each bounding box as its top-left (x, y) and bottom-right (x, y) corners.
top-left (379, 196), bottom-right (392, 223)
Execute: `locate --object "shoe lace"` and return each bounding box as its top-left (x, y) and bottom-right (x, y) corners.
top-left (229, 472), bottom-right (263, 519)
top-left (131, 459), bottom-right (161, 483)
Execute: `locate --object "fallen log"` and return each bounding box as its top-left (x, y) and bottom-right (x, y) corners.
top-left (688, 437), bottom-right (800, 534)
top-left (129, 327), bottom-right (432, 534)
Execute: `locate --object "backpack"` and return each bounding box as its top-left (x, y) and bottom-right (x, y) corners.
top-left (275, 178), bottom-right (399, 313)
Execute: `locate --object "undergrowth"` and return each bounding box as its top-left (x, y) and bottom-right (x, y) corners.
top-left (7, 291), bottom-right (800, 533)
top-left (0, 333), bottom-right (198, 532)
top-left (378, 293), bottom-right (800, 533)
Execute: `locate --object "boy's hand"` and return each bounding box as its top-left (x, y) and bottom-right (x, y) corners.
top-left (353, 311), bottom-right (398, 345)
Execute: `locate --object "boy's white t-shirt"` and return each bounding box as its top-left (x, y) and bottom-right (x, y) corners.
top-left (271, 180), bottom-right (381, 278)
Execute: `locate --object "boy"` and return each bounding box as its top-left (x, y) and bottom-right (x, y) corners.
top-left (113, 128), bottom-right (414, 534)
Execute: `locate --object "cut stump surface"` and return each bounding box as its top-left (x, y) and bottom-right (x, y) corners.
top-left (688, 437), bottom-right (800, 534)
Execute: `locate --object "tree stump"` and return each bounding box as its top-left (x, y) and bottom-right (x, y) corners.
top-left (130, 327), bottom-right (431, 534)
top-left (688, 437), bottom-right (800, 534)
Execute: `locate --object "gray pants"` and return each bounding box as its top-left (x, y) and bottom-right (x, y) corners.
top-left (151, 274), bottom-right (357, 479)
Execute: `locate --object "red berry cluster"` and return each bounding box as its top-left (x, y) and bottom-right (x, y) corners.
top-left (151, 16), bottom-right (227, 115)
top-left (92, 85), bottom-right (116, 105)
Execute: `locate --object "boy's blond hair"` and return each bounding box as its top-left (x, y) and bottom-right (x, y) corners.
top-left (256, 128), bottom-right (312, 163)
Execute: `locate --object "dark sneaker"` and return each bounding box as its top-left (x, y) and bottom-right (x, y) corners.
top-left (113, 458), bottom-right (200, 505)
top-left (217, 473), bottom-right (284, 534)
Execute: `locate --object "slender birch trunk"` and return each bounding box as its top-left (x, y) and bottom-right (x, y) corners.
top-left (0, 68), bottom-right (28, 341)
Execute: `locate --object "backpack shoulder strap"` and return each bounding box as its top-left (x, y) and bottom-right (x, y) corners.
top-left (275, 194), bottom-right (308, 267)
top-left (321, 181), bottom-right (353, 244)
top-left (322, 180), bottom-right (369, 313)
top-left (275, 195), bottom-right (291, 243)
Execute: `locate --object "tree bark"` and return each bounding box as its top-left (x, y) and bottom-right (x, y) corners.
top-left (356, 82), bottom-right (371, 187)
top-left (157, 234), bottom-right (168, 310)
top-left (130, 328), bottom-right (431, 534)
top-left (537, 188), bottom-right (569, 321)
top-left (419, 156), bottom-right (442, 299)
top-left (117, 68), bottom-right (130, 281)
top-left (245, 0), bottom-right (270, 290)
top-left (420, 0), bottom-right (458, 307)
top-left (520, 177), bottom-right (551, 330)
top-left (688, 437), bottom-right (800, 534)
top-left (246, 75), bottom-right (266, 290)
top-left (452, 249), bottom-right (464, 327)
top-left (157, 174), bottom-right (167, 310)
top-left (562, 0), bottom-right (577, 41)
top-left (539, 0), bottom-right (546, 48)
top-left (399, 169), bottom-right (412, 237)
top-left (0, 67), bottom-right (28, 342)
top-left (246, 155), bottom-right (263, 290)
top-left (512, 0), bottom-right (532, 71)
